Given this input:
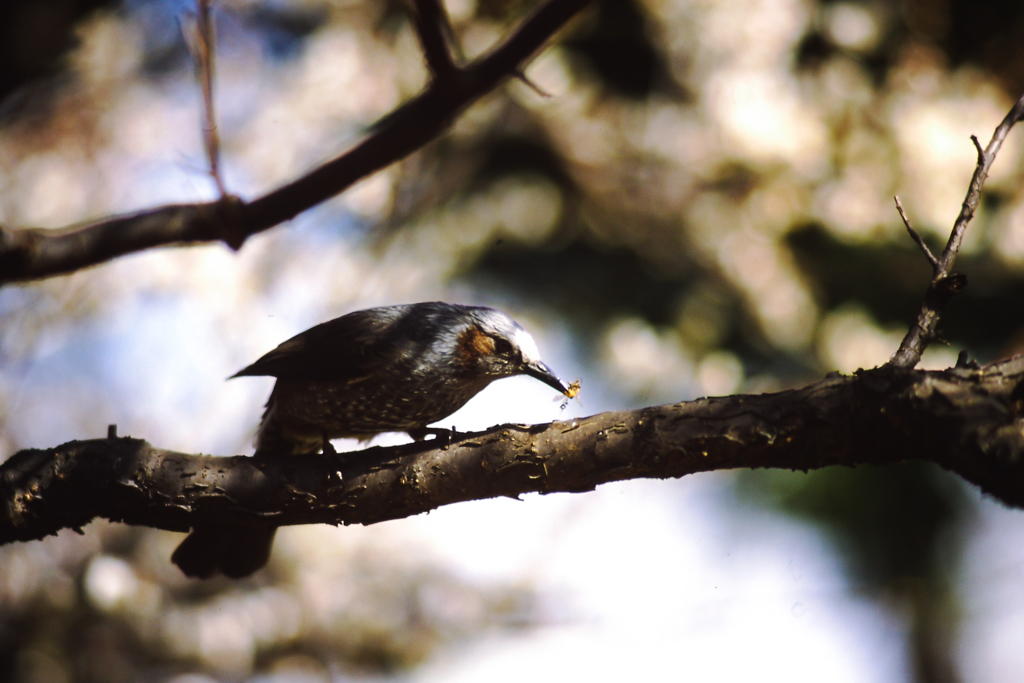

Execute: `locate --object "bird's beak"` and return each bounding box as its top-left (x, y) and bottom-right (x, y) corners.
top-left (523, 360), bottom-right (571, 396)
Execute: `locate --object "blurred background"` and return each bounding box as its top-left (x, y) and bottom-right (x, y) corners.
top-left (3, 0), bottom-right (1024, 681)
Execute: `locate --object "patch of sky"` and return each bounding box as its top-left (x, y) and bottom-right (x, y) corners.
top-left (123, 0), bottom-right (193, 74)
top-left (241, 4), bottom-right (325, 62)
top-left (284, 196), bottom-right (368, 246)
top-left (5, 287), bottom-right (262, 453)
top-left (124, 0), bottom-right (321, 72)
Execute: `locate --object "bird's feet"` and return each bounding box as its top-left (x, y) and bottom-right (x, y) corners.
top-left (407, 426), bottom-right (457, 448)
top-left (319, 436), bottom-right (354, 467)
top-left (320, 434), bottom-right (338, 456)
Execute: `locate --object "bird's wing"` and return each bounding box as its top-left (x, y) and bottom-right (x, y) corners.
top-left (230, 307), bottom-right (407, 382)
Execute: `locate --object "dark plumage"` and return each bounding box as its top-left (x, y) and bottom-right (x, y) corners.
top-left (172, 301), bottom-right (569, 579)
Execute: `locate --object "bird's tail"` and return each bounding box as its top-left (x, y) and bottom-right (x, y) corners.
top-left (253, 386), bottom-right (321, 458)
top-left (171, 386), bottom-right (311, 579)
top-left (171, 525), bottom-right (277, 579)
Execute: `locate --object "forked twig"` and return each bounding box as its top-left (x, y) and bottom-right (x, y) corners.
top-left (894, 195), bottom-right (938, 272)
top-left (514, 69), bottom-right (552, 98)
top-left (889, 90), bottom-right (1024, 368)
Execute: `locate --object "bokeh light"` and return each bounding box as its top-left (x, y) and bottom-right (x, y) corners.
top-left (4, 0), bottom-right (1024, 681)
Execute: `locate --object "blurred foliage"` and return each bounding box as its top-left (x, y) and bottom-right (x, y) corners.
top-left (738, 462), bottom-right (972, 683)
top-left (740, 462), bottom-right (971, 586)
top-left (0, 0), bottom-right (119, 108)
top-left (4, 0), bottom-right (1024, 681)
top-left (562, 0), bottom-right (676, 99)
top-left (789, 224), bottom-right (1024, 359)
top-left (0, 523), bottom-right (536, 682)
top-left (743, 464), bottom-right (969, 680)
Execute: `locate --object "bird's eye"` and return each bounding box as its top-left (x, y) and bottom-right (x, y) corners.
top-left (494, 337), bottom-right (514, 356)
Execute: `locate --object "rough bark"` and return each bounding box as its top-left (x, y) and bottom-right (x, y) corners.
top-left (4, 357), bottom-right (1024, 544)
top-left (3, 2), bottom-right (1024, 570)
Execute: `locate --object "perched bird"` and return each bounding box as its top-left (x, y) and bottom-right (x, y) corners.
top-left (172, 301), bottom-right (570, 578)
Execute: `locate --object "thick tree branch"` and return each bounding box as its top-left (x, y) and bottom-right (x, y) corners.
top-left (0, 0), bottom-right (593, 285)
top-left (890, 90), bottom-right (1024, 368)
top-left (4, 357), bottom-right (1024, 545)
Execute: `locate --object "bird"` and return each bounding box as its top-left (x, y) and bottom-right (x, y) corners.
top-left (172, 301), bottom-right (570, 578)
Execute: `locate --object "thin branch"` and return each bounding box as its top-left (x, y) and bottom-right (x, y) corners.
top-left (412, 0), bottom-right (458, 81)
top-left (514, 69), bottom-right (552, 98)
top-left (971, 134), bottom-right (984, 162)
top-left (181, 1), bottom-right (226, 197)
top-left (0, 0), bottom-right (593, 285)
top-left (195, 0), bottom-right (227, 197)
top-left (895, 195), bottom-right (938, 271)
top-left (4, 357), bottom-right (1024, 547)
top-left (890, 90), bottom-right (1024, 368)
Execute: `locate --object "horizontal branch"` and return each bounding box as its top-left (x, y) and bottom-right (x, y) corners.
top-left (0, 0), bottom-right (593, 285)
top-left (4, 355), bottom-right (1024, 545)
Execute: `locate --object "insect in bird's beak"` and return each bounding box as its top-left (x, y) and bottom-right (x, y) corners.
top-left (523, 360), bottom-right (572, 396)
top-left (554, 379), bottom-right (582, 411)
top-left (564, 379), bottom-right (581, 399)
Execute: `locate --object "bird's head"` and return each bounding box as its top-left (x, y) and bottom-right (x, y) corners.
top-left (456, 308), bottom-right (570, 396)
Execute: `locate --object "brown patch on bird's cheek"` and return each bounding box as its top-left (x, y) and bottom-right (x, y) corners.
top-left (456, 327), bottom-right (495, 368)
